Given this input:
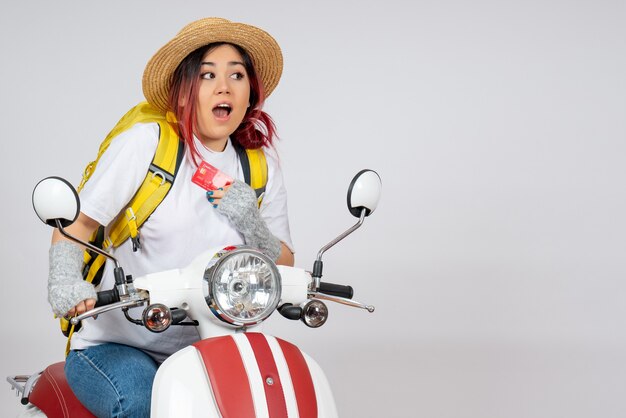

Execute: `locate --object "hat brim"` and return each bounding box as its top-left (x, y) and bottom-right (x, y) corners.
top-left (143, 18), bottom-right (283, 113)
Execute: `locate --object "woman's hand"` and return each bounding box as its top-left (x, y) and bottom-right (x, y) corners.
top-left (48, 241), bottom-right (98, 317)
top-left (49, 213), bottom-right (100, 317)
top-left (66, 298), bottom-right (97, 317)
top-left (208, 180), bottom-right (281, 261)
top-left (205, 184), bottom-right (231, 208)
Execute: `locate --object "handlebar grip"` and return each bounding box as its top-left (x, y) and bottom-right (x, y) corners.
top-left (95, 289), bottom-right (120, 308)
top-left (318, 282), bottom-right (354, 299)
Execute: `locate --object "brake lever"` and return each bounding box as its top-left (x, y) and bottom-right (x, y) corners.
top-left (69, 294), bottom-right (149, 325)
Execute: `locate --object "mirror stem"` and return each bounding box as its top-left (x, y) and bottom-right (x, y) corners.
top-left (55, 219), bottom-right (121, 270)
top-left (312, 208), bottom-right (367, 288)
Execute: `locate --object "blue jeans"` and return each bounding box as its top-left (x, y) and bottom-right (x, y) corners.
top-left (65, 343), bottom-right (158, 418)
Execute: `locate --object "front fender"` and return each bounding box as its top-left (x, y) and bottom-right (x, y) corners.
top-left (152, 333), bottom-right (337, 418)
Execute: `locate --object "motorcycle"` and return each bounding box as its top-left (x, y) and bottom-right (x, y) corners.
top-left (8, 169), bottom-right (382, 418)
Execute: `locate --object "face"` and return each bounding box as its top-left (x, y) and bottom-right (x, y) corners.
top-left (195, 44), bottom-right (251, 150)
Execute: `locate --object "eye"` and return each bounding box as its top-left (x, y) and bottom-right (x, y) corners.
top-left (230, 72), bottom-right (245, 80)
top-left (201, 72), bottom-right (215, 80)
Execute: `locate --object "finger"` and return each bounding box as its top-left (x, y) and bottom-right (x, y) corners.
top-left (207, 188), bottom-right (226, 199)
top-left (76, 301), bottom-right (87, 315)
top-left (66, 303), bottom-right (81, 317)
top-left (207, 187), bottom-right (227, 208)
top-left (85, 298), bottom-right (96, 311)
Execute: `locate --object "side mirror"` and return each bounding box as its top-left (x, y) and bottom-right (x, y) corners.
top-left (32, 177), bottom-right (80, 228)
top-left (33, 176), bottom-right (123, 273)
top-left (347, 169), bottom-right (382, 218)
top-left (312, 169), bottom-right (382, 284)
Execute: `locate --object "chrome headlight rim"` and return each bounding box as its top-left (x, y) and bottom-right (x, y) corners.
top-left (203, 245), bottom-right (281, 327)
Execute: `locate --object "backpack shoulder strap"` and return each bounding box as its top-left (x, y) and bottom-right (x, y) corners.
top-left (232, 141), bottom-right (268, 207)
top-left (82, 102), bottom-right (184, 281)
top-left (106, 118), bottom-right (184, 251)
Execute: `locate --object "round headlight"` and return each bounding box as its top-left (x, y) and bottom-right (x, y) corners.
top-left (203, 246), bottom-right (281, 327)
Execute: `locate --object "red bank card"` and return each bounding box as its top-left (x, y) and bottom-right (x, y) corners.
top-left (191, 161), bottom-right (233, 190)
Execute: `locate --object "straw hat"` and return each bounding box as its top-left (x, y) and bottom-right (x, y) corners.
top-left (143, 17), bottom-right (283, 113)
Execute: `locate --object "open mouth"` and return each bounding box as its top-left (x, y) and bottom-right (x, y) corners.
top-left (212, 103), bottom-right (232, 118)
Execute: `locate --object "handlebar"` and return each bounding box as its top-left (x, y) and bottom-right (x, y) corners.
top-left (318, 281), bottom-right (354, 299)
top-left (95, 289), bottom-right (120, 307)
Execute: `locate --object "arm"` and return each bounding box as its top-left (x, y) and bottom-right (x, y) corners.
top-left (276, 242), bottom-right (295, 267)
top-left (49, 123), bottom-right (159, 317)
top-left (211, 180), bottom-right (294, 266)
top-left (49, 212), bottom-right (101, 317)
top-left (52, 212), bottom-right (100, 245)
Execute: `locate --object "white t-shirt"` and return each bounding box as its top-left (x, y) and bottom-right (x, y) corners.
top-left (71, 122), bottom-right (292, 362)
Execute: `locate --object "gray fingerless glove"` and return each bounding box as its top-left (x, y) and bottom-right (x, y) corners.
top-left (48, 241), bottom-right (97, 317)
top-left (216, 180), bottom-right (282, 261)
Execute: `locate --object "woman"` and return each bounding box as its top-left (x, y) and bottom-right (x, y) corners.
top-left (47, 17), bottom-right (293, 417)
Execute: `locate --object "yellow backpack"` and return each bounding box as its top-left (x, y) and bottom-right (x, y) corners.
top-left (60, 101), bottom-right (268, 343)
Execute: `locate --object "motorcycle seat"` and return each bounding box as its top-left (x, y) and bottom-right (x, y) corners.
top-left (29, 362), bottom-right (95, 418)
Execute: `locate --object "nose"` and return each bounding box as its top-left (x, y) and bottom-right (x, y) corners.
top-left (214, 75), bottom-right (230, 95)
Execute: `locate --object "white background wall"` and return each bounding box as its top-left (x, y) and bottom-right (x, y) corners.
top-left (1, 1), bottom-right (625, 417)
